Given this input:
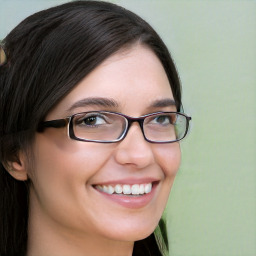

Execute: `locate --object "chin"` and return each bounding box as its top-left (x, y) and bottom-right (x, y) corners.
top-left (101, 219), bottom-right (159, 242)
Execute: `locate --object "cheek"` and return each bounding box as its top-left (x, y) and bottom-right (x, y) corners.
top-left (30, 133), bottom-right (114, 214)
top-left (33, 131), bottom-right (114, 178)
top-left (145, 143), bottom-right (181, 228)
top-left (155, 143), bottom-right (181, 178)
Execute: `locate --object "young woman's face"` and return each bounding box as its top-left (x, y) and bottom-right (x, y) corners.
top-left (30, 45), bottom-right (181, 243)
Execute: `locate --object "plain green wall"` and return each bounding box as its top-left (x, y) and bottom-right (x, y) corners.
top-left (1, 1), bottom-right (255, 255)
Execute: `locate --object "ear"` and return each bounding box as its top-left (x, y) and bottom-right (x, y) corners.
top-left (6, 152), bottom-right (28, 181)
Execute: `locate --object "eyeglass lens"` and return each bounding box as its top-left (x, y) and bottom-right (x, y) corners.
top-left (72, 112), bottom-right (188, 142)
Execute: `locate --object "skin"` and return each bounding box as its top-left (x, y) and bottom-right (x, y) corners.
top-left (11, 44), bottom-right (181, 256)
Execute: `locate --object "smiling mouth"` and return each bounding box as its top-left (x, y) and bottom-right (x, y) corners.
top-left (94, 183), bottom-right (153, 196)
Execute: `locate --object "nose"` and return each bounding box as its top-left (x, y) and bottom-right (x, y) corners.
top-left (114, 123), bottom-right (155, 169)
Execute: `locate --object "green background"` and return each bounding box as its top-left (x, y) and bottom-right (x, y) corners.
top-left (1, 1), bottom-right (255, 255)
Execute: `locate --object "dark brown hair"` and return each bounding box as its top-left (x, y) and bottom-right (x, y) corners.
top-left (0, 1), bottom-right (181, 255)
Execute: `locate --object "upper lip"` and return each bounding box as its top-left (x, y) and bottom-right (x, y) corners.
top-left (92, 177), bottom-right (160, 186)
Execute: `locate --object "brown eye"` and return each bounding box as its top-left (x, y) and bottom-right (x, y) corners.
top-left (83, 116), bottom-right (105, 126)
top-left (75, 113), bottom-right (108, 127)
top-left (150, 114), bottom-right (173, 126)
top-left (84, 116), bottom-right (96, 125)
top-left (155, 115), bottom-right (171, 124)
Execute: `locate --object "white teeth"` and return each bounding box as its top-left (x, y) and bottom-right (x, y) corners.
top-left (123, 185), bottom-right (131, 194)
top-left (144, 183), bottom-right (152, 194)
top-left (115, 184), bottom-right (123, 194)
top-left (107, 185), bottom-right (114, 194)
top-left (139, 184), bottom-right (145, 194)
top-left (102, 185), bottom-right (108, 193)
top-left (95, 183), bottom-right (153, 195)
top-left (131, 184), bottom-right (140, 195)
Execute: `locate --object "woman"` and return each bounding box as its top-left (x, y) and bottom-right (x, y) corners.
top-left (0, 1), bottom-right (191, 255)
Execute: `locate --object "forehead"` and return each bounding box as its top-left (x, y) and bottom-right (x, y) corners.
top-left (47, 45), bottom-right (174, 119)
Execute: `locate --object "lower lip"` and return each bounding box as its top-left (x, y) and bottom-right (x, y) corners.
top-left (93, 184), bottom-right (157, 209)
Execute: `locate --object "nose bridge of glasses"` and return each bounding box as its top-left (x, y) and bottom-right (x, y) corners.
top-left (124, 117), bottom-right (145, 139)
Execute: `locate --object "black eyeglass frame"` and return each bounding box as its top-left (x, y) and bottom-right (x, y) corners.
top-left (37, 111), bottom-right (192, 144)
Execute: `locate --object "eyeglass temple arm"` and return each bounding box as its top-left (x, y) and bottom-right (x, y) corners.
top-left (37, 118), bottom-right (68, 132)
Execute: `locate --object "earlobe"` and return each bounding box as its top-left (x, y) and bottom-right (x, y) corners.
top-left (6, 153), bottom-right (28, 181)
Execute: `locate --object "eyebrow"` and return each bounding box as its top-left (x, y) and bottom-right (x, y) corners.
top-left (66, 97), bottom-right (176, 114)
top-left (149, 98), bottom-right (177, 108)
top-left (67, 97), bottom-right (119, 113)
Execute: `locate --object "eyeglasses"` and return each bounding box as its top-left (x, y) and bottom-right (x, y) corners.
top-left (37, 111), bottom-right (191, 143)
